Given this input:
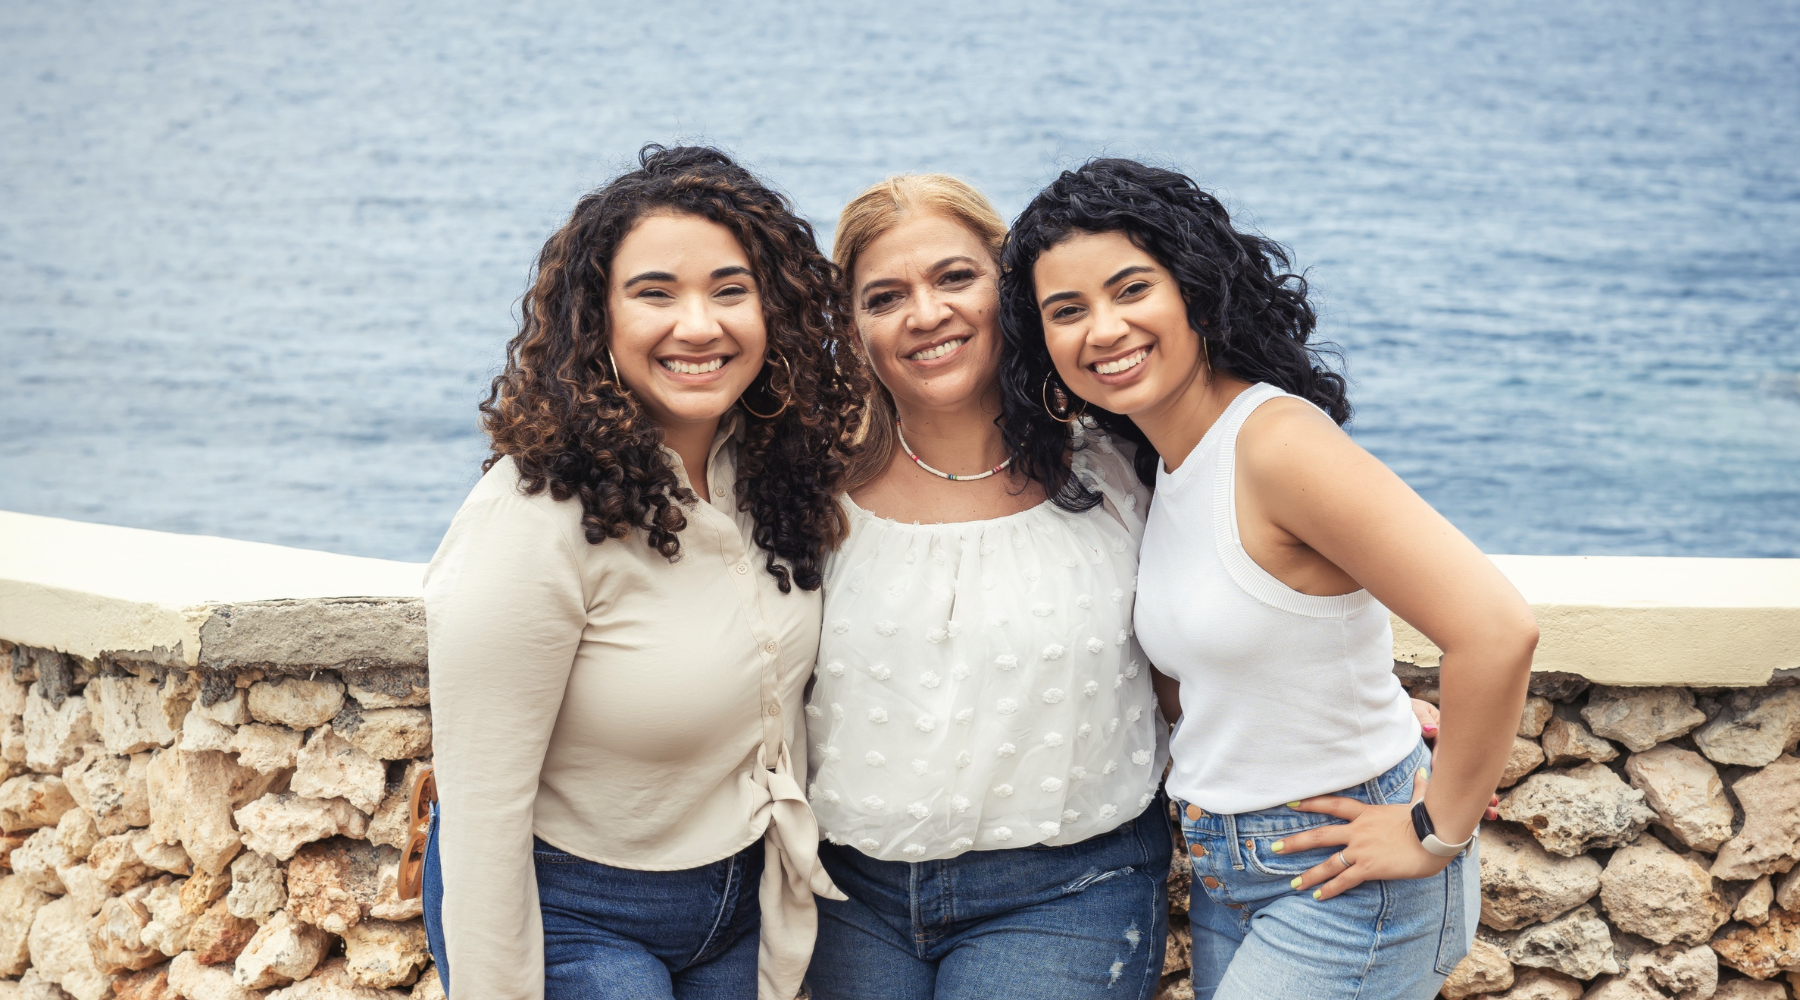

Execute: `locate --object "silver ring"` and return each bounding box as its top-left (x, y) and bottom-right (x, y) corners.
top-left (1336, 852), bottom-right (1352, 869)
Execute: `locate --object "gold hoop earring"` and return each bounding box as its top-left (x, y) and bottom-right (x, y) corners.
top-left (605, 346), bottom-right (625, 388)
top-left (741, 353), bottom-right (794, 420)
top-left (1040, 371), bottom-right (1087, 424)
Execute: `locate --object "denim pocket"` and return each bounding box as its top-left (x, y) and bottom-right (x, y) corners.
top-left (1240, 823), bottom-right (1346, 877)
top-left (1433, 854), bottom-right (1471, 975)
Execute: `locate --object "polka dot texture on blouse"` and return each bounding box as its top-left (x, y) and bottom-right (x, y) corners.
top-left (808, 431), bottom-right (1169, 861)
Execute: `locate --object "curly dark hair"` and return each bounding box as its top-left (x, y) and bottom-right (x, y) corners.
top-left (480, 144), bottom-right (871, 592)
top-left (998, 157), bottom-right (1350, 507)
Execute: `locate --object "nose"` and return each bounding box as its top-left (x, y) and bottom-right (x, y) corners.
top-left (905, 287), bottom-right (953, 333)
top-left (672, 292), bottom-right (725, 342)
top-left (1089, 300), bottom-right (1131, 346)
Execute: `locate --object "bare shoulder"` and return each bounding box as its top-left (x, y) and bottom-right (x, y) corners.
top-left (1235, 395), bottom-right (1362, 479)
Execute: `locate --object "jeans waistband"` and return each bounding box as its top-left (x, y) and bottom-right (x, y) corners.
top-left (1175, 741), bottom-right (1431, 838)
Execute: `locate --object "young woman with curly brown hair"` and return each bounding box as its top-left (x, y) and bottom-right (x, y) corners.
top-left (420, 145), bottom-right (869, 1000)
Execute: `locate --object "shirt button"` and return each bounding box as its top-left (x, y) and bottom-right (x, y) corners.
top-left (1186, 805), bottom-right (1204, 821)
top-left (714, 486), bottom-right (725, 497)
top-left (1189, 843), bottom-right (1207, 858)
top-left (735, 563), bottom-right (748, 575)
top-left (766, 704), bottom-right (781, 717)
top-left (1202, 876), bottom-right (1221, 889)
top-left (764, 640), bottom-right (778, 655)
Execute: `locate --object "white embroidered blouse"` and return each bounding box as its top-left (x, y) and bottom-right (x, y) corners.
top-left (806, 430), bottom-right (1170, 862)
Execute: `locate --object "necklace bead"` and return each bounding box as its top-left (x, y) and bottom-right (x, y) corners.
top-left (895, 419), bottom-right (1012, 482)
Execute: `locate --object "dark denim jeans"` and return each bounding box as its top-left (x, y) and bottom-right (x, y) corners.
top-left (422, 804), bottom-right (765, 1000)
top-left (804, 794), bottom-right (1173, 1000)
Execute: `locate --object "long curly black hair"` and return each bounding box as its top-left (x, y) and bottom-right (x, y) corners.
top-left (480, 144), bottom-right (871, 592)
top-left (998, 157), bottom-right (1350, 507)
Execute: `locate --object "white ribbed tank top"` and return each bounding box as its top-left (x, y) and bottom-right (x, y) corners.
top-left (1134, 383), bottom-right (1420, 815)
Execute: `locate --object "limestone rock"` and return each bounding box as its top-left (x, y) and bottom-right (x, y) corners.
top-left (1479, 822), bottom-right (1604, 930)
top-left (145, 749), bottom-right (278, 876)
top-left (292, 727), bottom-right (384, 815)
top-left (1582, 687), bottom-right (1707, 753)
top-left (231, 726), bottom-right (303, 775)
top-left (1738, 876), bottom-right (1777, 926)
top-left (1, 830), bottom-right (26, 869)
top-left (1600, 836), bottom-right (1732, 946)
top-left (1501, 738), bottom-right (1547, 789)
top-left (195, 689), bottom-right (251, 728)
top-left (180, 714), bottom-right (238, 754)
top-left (62, 751), bottom-right (150, 836)
top-left (53, 809), bottom-right (99, 865)
top-left (23, 687), bottom-right (96, 773)
top-left (266, 957), bottom-right (410, 999)
top-left (89, 888), bottom-right (162, 974)
top-left (1711, 980), bottom-right (1789, 998)
top-left (228, 851), bottom-right (287, 923)
top-left (234, 911), bottom-right (328, 989)
top-left (341, 919), bottom-right (428, 989)
top-left (0, 774), bottom-right (76, 833)
top-left (111, 963), bottom-right (177, 1000)
top-left (129, 832), bottom-right (192, 877)
top-left (1519, 697), bottom-right (1555, 739)
top-left (235, 794), bottom-right (368, 861)
top-left (247, 678), bottom-right (344, 731)
top-left (409, 969), bottom-right (445, 1000)
top-left (9, 968), bottom-right (80, 1000)
top-left (1711, 906), bottom-right (1800, 980)
top-left (57, 862), bottom-right (112, 917)
top-left (343, 669), bottom-right (429, 711)
top-left (1712, 754), bottom-right (1800, 881)
top-left (0, 672), bottom-right (26, 723)
top-left (1507, 904), bottom-right (1619, 980)
top-left (169, 950), bottom-right (264, 1000)
top-left (13, 828), bottom-right (71, 894)
top-left (1778, 869), bottom-right (1800, 912)
top-left (1695, 688), bottom-right (1800, 768)
top-left (1162, 920), bottom-right (1191, 976)
top-left (285, 838), bottom-right (396, 935)
top-left (0, 874), bottom-right (55, 975)
top-left (88, 834), bottom-right (152, 894)
top-left (139, 879), bottom-right (199, 957)
top-left (1488, 967), bottom-right (1581, 1000)
top-left (1625, 746), bottom-right (1735, 853)
top-left (364, 762), bottom-right (429, 851)
top-left (1499, 764), bottom-right (1655, 857)
top-left (87, 675), bottom-right (182, 755)
top-left (1540, 716), bottom-right (1619, 767)
top-left (1442, 937), bottom-right (1514, 998)
top-left (28, 895), bottom-right (117, 1000)
top-left (333, 709), bottom-right (430, 763)
top-left (186, 898), bottom-right (258, 966)
top-left (181, 870), bottom-right (234, 916)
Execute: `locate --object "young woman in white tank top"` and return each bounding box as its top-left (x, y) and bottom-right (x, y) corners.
top-left (997, 159), bottom-right (1538, 1000)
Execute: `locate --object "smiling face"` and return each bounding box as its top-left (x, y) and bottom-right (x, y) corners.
top-left (606, 211), bottom-right (768, 432)
top-left (852, 212), bottom-right (1002, 415)
top-left (1031, 229), bottom-right (1206, 419)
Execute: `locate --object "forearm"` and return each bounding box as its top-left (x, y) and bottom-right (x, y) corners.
top-left (1425, 629), bottom-right (1535, 843)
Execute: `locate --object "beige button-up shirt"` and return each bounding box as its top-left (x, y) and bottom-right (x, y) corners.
top-left (424, 416), bottom-right (840, 1000)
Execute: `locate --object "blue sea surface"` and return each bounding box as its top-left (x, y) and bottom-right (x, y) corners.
top-left (3, 0), bottom-right (1797, 561)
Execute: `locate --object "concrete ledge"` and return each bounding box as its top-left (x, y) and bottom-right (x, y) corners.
top-left (0, 512), bottom-right (424, 670)
top-left (1393, 554), bottom-right (1800, 686)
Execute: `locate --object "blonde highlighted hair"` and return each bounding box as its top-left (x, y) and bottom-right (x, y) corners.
top-left (833, 174), bottom-right (1009, 492)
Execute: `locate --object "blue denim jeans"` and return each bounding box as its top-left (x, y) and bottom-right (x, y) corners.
top-left (805, 794), bottom-right (1173, 1000)
top-left (422, 804), bottom-right (765, 1000)
top-left (1177, 741), bottom-right (1478, 1000)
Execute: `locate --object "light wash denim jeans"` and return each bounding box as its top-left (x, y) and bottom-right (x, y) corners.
top-left (804, 793), bottom-right (1173, 1000)
top-left (1176, 742), bottom-right (1478, 1000)
top-left (422, 804), bottom-right (764, 1000)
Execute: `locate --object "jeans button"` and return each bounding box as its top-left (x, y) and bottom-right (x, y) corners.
top-left (1189, 843), bottom-right (1207, 858)
top-left (1202, 876), bottom-right (1221, 889)
top-left (1186, 805), bottom-right (1204, 820)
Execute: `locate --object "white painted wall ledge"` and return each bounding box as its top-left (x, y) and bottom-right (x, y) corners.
top-left (2, 511), bottom-right (1797, 685)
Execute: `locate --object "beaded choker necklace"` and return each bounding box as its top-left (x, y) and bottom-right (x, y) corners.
top-left (895, 419), bottom-right (1013, 482)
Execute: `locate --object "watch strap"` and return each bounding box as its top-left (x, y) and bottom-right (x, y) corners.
top-left (1411, 800), bottom-right (1474, 858)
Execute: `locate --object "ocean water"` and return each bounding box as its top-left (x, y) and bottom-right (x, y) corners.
top-left (3, 0), bottom-right (1797, 561)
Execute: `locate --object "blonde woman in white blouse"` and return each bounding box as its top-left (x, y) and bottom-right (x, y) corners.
top-left (801, 175), bottom-right (1173, 1000)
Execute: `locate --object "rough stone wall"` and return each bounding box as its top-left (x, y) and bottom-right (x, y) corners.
top-left (1152, 671), bottom-right (1800, 1000)
top-left (0, 641), bottom-right (441, 1000)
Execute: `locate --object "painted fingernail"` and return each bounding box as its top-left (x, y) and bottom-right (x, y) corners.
top-left (1422, 725), bottom-right (1438, 734)
top-left (1290, 876), bottom-right (1302, 890)
top-left (1312, 889), bottom-right (1323, 900)
top-left (1417, 768), bottom-right (1429, 780)
top-left (1286, 801), bottom-right (1301, 808)
top-left (1271, 840), bottom-right (1285, 853)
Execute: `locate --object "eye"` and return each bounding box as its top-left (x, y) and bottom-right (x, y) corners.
top-left (636, 288), bottom-right (673, 301)
top-left (1119, 280), bottom-right (1151, 298)
top-left (1049, 304), bottom-right (1084, 322)
top-left (716, 283), bottom-right (751, 299)
top-left (940, 268), bottom-right (978, 287)
top-left (865, 291), bottom-right (901, 312)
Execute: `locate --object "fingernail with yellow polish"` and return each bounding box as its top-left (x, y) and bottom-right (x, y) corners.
top-left (1290, 876), bottom-right (1302, 890)
top-left (1271, 840), bottom-right (1285, 853)
top-left (1312, 889), bottom-right (1323, 900)
top-left (1286, 801), bottom-right (1301, 808)
top-left (1417, 768), bottom-right (1429, 780)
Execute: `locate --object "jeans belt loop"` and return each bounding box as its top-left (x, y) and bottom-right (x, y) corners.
top-left (1224, 812), bottom-right (1245, 871)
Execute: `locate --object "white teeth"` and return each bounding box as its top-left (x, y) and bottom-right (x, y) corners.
top-left (907, 339), bottom-right (966, 362)
top-left (660, 357), bottom-right (725, 375)
top-left (1093, 348), bottom-right (1149, 375)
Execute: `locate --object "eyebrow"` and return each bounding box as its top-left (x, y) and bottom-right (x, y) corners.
top-left (623, 270), bottom-right (676, 289)
top-left (858, 255), bottom-right (980, 298)
top-left (1039, 264), bottom-right (1156, 310)
top-left (712, 265), bottom-right (752, 280)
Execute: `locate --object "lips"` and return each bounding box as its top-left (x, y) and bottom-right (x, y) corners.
top-left (908, 338), bottom-right (966, 362)
top-left (659, 357), bottom-right (726, 375)
top-left (1091, 348), bottom-right (1148, 375)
